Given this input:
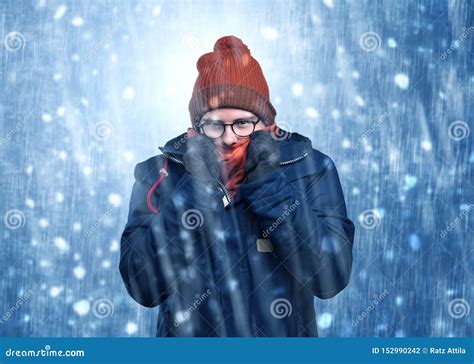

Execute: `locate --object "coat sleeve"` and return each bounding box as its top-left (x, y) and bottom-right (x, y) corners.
top-left (119, 161), bottom-right (224, 307)
top-left (240, 153), bottom-right (355, 299)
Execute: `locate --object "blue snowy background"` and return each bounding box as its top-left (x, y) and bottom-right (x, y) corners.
top-left (1, 0), bottom-right (473, 337)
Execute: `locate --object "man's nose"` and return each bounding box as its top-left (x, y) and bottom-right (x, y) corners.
top-left (222, 125), bottom-right (237, 146)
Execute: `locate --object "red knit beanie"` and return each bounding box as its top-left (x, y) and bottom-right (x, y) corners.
top-left (188, 35), bottom-right (276, 126)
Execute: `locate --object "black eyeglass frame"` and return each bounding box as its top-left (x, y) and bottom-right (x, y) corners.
top-left (195, 118), bottom-right (261, 139)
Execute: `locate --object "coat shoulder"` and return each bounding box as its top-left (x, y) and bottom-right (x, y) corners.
top-left (283, 143), bottom-right (337, 181)
top-left (307, 148), bottom-right (337, 173)
top-left (281, 131), bottom-right (336, 174)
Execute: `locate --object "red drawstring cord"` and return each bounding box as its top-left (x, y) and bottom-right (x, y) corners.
top-left (146, 159), bottom-right (169, 214)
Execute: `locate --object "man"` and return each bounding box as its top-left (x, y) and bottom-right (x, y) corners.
top-left (119, 35), bottom-right (355, 337)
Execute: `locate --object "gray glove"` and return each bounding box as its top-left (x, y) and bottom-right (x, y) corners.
top-left (183, 134), bottom-right (220, 186)
top-left (244, 130), bottom-right (281, 182)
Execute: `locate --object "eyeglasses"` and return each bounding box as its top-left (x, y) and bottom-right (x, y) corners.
top-left (196, 118), bottom-right (261, 138)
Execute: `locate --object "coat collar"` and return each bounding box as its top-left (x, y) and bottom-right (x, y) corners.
top-left (158, 128), bottom-right (312, 163)
top-left (158, 128), bottom-right (314, 206)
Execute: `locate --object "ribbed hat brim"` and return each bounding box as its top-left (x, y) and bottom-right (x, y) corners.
top-left (188, 84), bottom-right (276, 125)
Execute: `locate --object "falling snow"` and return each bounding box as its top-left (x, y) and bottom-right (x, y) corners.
top-left (125, 322), bottom-right (138, 335)
top-left (1, 0), bottom-right (472, 338)
top-left (53, 5), bottom-right (67, 20)
top-left (73, 300), bottom-right (90, 316)
top-left (394, 73), bottom-right (410, 90)
top-left (73, 266), bottom-right (86, 280)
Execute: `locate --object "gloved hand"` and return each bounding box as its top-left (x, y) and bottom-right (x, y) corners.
top-left (183, 134), bottom-right (221, 186)
top-left (244, 130), bottom-right (281, 182)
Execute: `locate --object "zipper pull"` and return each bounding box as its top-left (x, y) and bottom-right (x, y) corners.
top-left (218, 185), bottom-right (231, 207)
top-left (217, 181), bottom-right (232, 207)
top-left (222, 194), bottom-right (230, 208)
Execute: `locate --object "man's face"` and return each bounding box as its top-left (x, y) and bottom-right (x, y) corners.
top-left (200, 108), bottom-right (265, 149)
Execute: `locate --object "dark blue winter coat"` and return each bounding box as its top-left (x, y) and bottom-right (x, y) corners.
top-left (119, 130), bottom-right (355, 337)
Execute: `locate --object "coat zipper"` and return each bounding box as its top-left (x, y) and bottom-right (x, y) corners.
top-left (240, 152), bottom-right (309, 185)
top-left (162, 151), bottom-right (308, 204)
top-left (280, 152), bottom-right (308, 165)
